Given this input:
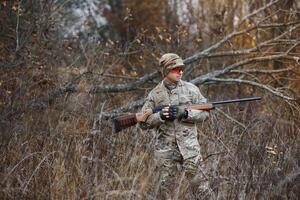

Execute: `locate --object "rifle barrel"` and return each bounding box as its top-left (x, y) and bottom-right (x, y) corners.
top-left (211, 96), bottom-right (261, 106)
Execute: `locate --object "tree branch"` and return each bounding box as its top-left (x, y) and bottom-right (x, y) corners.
top-left (90, 71), bottom-right (159, 93)
top-left (231, 67), bottom-right (295, 74)
top-left (190, 54), bottom-right (300, 85)
top-left (207, 77), bottom-right (296, 101)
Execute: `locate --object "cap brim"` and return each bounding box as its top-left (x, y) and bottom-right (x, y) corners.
top-left (170, 63), bottom-right (185, 69)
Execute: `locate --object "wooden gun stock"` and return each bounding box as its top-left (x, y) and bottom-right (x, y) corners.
top-left (112, 110), bottom-right (153, 133)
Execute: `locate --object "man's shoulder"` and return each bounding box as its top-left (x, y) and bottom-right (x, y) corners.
top-left (147, 82), bottom-right (164, 97)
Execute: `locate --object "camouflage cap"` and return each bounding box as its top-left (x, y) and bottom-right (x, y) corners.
top-left (159, 53), bottom-right (185, 76)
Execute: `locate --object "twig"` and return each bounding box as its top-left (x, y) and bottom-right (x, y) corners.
top-left (286, 41), bottom-right (300, 54)
top-left (202, 151), bottom-right (227, 161)
top-left (239, 0), bottom-right (281, 25)
top-left (22, 151), bottom-right (57, 193)
top-left (215, 108), bottom-right (247, 129)
top-left (231, 67), bottom-right (295, 74)
top-left (2, 152), bottom-right (43, 184)
top-left (15, 0), bottom-right (21, 52)
top-left (93, 73), bottom-right (139, 80)
top-left (208, 77), bottom-right (296, 101)
top-left (82, 156), bottom-right (126, 190)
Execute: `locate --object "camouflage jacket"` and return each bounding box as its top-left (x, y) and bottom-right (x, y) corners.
top-left (140, 80), bottom-right (209, 140)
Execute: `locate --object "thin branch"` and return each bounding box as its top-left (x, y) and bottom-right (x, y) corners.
top-left (202, 151), bottom-right (227, 161)
top-left (239, 0), bottom-right (281, 25)
top-left (208, 77), bottom-right (296, 101)
top-left (98, 73), bottom-right (139, 80)
top-left (216, 108), bottom-right (247, 129)
top-left (231, 67), bottom-right (295, 74)
top-left (286, 41), bottom-right (300, 54)
top-left (2, 152), bottom-right (44, 184)
top-left (15, 0), bottom-right (21, 52)
top-left (22, 152), bottom-right (57, 193)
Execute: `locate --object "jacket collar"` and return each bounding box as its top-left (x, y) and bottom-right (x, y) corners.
top-left (160, 79), bottom-right (183, 91)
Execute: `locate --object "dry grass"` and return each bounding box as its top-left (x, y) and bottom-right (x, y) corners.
top-left (1, 89), bottom-right (300, 199)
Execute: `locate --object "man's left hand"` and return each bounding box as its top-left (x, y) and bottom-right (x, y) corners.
top-left (169, 105), bottom-right (188, 120)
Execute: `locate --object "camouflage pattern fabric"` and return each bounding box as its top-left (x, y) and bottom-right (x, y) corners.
top-left (140, 80), bottom-right (209, 185)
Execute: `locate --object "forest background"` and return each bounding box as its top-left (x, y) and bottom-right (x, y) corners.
top-left (1, 0), bottom-right (300, 199)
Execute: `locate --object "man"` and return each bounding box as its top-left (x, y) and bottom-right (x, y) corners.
top-left (140, 53), bottom-right (209, 194)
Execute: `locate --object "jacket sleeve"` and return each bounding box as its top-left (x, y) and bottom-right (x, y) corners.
top-left (139, 92), bottom-right (164, 130)
top-left (181, 87), bottom-right (209, 123)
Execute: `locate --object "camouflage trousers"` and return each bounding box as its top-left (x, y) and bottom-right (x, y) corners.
top-left (153, 133), bottom-right (212, 199)
top-left (154, 132), bottom-right (204, 187)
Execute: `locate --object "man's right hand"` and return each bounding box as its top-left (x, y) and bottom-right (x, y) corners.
top-left (159, 105), bottom-right (177, 121)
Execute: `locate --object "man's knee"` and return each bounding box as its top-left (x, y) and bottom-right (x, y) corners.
top-left (183, 159), bottom-right (198, 178)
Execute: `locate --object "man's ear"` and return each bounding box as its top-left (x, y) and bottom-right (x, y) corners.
top-left (160, 67), bottom-right (165, 78)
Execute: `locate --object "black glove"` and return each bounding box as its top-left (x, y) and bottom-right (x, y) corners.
top-left (177, 106), bottom-right (188, 120)
top-left (159, 105), bottom-right (178, 121)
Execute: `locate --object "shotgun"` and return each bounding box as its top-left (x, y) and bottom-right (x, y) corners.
top-left (112, 96), bottom-right (261, 133)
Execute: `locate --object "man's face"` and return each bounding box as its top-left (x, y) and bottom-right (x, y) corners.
top-left (165, 66), bottom-right (184, 83)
